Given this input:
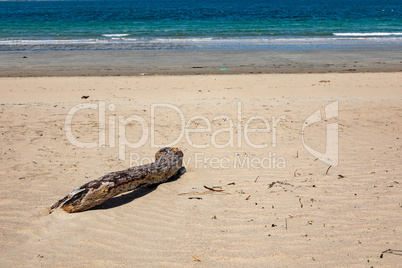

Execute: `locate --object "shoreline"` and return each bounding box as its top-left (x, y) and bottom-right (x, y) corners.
top-left (0, 48), bottom-right (401, 77)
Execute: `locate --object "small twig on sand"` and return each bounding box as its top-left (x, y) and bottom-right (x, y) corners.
top-left (326, 165), bottom-right (332, 175)
top-left (204, 185), bottom-right (215, 191)
top-left (204, 185), bottom-right (225, 191)
top-left (255, 176), bottom-right (259, 182)
top-left (380, 249), bottom-right (402, 258)
top-left (193, 256), bottom-right (202, 262)
top-left (285, 215), bottom-right (294, 230)
top-left (179, 184), bottom-right (233, 196)
top-left (285, 214), bottom-right (308, 230)
top-left (178, 190), bottom-right (231, 195)
top-left (178, 185), bottom-right (232, 195)
top-left (245, 195), bottom-right (251, 200)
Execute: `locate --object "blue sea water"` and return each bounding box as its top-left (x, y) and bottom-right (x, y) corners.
top-left (0, 0), bottom-right (401, 52)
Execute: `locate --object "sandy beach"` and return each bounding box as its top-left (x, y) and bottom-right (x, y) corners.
top-left (0, 72), bottom-right (401, 267)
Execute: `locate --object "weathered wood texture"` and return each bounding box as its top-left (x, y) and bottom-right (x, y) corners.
top-left (50, 147), bottom-right (184, 213)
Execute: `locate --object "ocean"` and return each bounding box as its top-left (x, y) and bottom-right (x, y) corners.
top-left (0, 0), bottom-right (401, 52)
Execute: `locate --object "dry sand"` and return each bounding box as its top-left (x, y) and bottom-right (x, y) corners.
top-left (0, 73), bottom-right (401, 267)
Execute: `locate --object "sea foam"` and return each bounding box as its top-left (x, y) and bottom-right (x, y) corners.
top-left (334, 33), bottom-right (402, 37)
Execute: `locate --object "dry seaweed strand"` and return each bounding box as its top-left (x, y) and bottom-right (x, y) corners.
top-left (268, 181), bottom-right (293, 189)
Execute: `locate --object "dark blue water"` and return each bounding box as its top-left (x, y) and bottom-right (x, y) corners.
top-left (0, 0), bottom-right (401, 52)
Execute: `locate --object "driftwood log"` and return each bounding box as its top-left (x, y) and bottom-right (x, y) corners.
top-left (50, 147), bottom-right (184, 213)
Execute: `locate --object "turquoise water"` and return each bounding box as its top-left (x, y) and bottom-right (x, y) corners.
top-left (0, 0), bottom-right (401, 51)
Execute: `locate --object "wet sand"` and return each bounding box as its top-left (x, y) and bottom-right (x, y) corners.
top-left (0, 49), bottom-right (401, 77)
